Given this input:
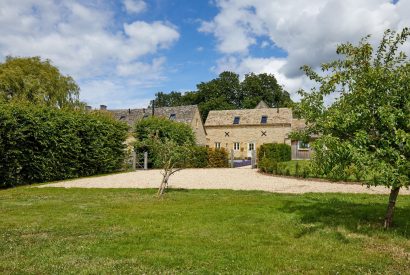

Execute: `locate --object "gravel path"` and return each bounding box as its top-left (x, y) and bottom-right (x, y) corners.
top-left (39, 167), bottom-right (410, 195)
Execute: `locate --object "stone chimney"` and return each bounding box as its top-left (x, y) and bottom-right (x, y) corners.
top-left (100, 105), bottom-right (107, 111)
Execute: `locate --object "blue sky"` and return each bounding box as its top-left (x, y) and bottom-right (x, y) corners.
top-left (0, 0), bottom-right (409, 108)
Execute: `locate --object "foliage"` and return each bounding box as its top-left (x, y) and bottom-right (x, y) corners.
top-left (207, 148), bottom-right (229, 168)
top-left (133, 117), bottom-right (197, 195)
top-left (0, 103), bottom-right (128, 188)
top-left (153, 71), bottom-right (293, 121)
top-left (258, 157), bottom-right (278, 174)
top-left (186, 146), bottom-right (209, 168)
top-left (241, 72), bottom-right (292, 109)
top-left (293, 28), bottom-right (410, 227)
top-left (1, 188), bottom-right (410, 274)
top-left (257, 143), bottom-right (291, 162)
top-left (0, 56), bottom-right (82, 109)
top-left (134, 116), bottom-right (195, 146)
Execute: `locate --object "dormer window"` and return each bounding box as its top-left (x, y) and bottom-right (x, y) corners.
top-left (261, 115), bottom-right (268, 124)
top-left (233, 116), bottom-right (240, 124)
top-left (169, 114), bottom-right (176, 120)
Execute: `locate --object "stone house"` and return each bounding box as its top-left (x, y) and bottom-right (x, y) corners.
top-left (106, 105), bottom-right (207, 145)
top-left (204, 101), bottom-right (312, 160)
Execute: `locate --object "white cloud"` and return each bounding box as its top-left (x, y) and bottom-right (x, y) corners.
top-left (202, 0), bottom-right (410, 96)
top-left (0, 0), bottom-right (179, 107)
top-left (123, 0), bottom-right (147, 14)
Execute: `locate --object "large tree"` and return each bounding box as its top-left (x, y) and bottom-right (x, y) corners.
top-left (152, 71), bottom-right (292, 121)
top-left (294, 28), bottom-right (410, 228)
top-left (0, 56), bottom-right (82, 108)
top-left (241, 73), bottom-right (292, 109)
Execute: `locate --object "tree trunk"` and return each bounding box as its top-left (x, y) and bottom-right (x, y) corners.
top-left (384, 187), bottom-right (400, 229)
top-left (158, 171), bottom-right (170, 197)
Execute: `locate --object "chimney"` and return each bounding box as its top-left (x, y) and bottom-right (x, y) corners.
top-left (100, 105), bottom-right (107, 111)
top-left (86, 106), bottom-right (92, 111)
top-left (151, 100), bottom-right (155, 116)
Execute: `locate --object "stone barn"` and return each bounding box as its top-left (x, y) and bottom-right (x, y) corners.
top-left (204, 101), bottom-right (312, 159)
top-left (106, 105), bottom-right (207, 145)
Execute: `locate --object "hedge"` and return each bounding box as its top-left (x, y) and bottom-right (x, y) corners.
top-left (186, 146), bottom-right (208, 168)
top-left (0, 103), bottom-right (128, 188)
top-left (207, 148), bottom-right (229, 168)
top-left (257, 143), bottom-right (291, 162)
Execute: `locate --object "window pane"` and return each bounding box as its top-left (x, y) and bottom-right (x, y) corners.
top-left (261, 116), bottom-right (267, 124)
top-left (233, 116), bottom-right (240, 124)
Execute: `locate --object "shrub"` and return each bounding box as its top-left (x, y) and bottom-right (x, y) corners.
top-left (187, 146), bottom-right (208, 168)
top-left (134, 117), bottom-right (196, 169)
top-left (301, 166), bottom-right (310, 178)
top-left (257, 143), bottom-right (291, 162)
top-left (0, 103), bottom-right (128, 188)
top-left (258, 157), bottom-right (277, 174)
top-left (207, 148), bottom-right (229, 168)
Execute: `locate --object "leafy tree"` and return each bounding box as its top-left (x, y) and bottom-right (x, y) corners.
top-left (0, 56), bottom-right (82, 108)
top-left (133, 117), bottom-right (196, 196)
top-left (134, 116), bottom-right (195, 146)
top-left (294, 28), bottom-right (410, 228)
top-left (153, 91), bottom-right (184, 107)
top-left (241, 73), bottom-right (292, 109)
top-left (152, 71), bottom-right (293, 121)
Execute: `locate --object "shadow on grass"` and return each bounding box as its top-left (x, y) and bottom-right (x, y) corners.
top-left (280, 196), bottom-right (410, 239)
top-left (166, 188), bottom-right (190, 193)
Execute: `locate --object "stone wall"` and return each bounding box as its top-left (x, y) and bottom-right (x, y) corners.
top-left (205, 124), bottom-right (292, 159)
top-left (190, 108), bottom-right (207, 145)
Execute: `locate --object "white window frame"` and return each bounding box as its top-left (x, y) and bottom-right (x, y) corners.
top-left (248, 143), bottom-right (255, 151)
top-left (297, 140), bottom-right (310, 150)
top-left (215, 142), bottom-right (221, 149)
top-left (233, 142), bottom-right (240, 150)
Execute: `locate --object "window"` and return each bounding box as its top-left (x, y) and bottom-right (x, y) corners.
top-left (261, 115), bottom-right (268, 124)
top-left (298, 141), bottom-right (310, 150)
top-left (233, 116), bottom-right (240, 124)
top-left (233, 142), bottom-right (240, 150)
top-left (248, 143), bottom-right (255, 151)
top-left (215, 142), bottom-right (221, 149)
top-left (169, 113), bottom-right (176, 120)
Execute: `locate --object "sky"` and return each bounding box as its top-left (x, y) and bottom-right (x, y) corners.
top-left (0, 0), bottom-right (409, 109)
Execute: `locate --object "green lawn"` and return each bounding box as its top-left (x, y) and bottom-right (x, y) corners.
top-left (1, 187), bottom-right (409, 274)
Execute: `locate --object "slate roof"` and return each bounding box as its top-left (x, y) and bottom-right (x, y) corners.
top-left (108, 105), bottom-right (198, 127)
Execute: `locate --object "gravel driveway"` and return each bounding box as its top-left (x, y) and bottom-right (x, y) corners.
top-left (39, 167), bottom-right (410, 195)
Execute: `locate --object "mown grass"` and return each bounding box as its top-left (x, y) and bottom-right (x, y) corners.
top-left (1, 187), bottom-right (409, 274)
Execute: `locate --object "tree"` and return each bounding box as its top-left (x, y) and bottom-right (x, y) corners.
top-left (0, 56), bottom-right (82, 108)
top-left (294, 28), bottom-right (410, 228)
top-left (134, 116), bottom-right (196, 196)
top-left (152, 71), bottom-right (293, 121)
top-left (241, 73), bottom-right (292, 109)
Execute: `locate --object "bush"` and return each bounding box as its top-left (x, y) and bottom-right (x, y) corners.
top-left (0, 103), bottom-right (128, 188)
top-left (207, 148), bottom-right (229, 168)
top-left (134, 117), bottom-right (196, 169)
top-left (258, 157), bottom-right (277, 174)
top-left (257, 143), bottom-right (291, 162)
top-left (187, 146), bottom-right (208, 168)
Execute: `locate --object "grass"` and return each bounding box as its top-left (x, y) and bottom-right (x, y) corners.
top-left (1, 187), bottom-right (410, 274)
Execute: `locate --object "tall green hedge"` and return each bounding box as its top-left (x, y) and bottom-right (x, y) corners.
top-left (257, 143), bottom-right (291, 162)
top-left (207, 148), bottom-right (229, 168)
top-left (0, 103), bottom-right (128, 188)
